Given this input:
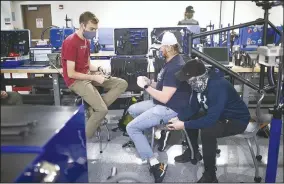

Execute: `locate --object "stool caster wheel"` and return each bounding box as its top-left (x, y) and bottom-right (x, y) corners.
top-left (256, 155), bottom-right (262, 161)
top-left (107, 139), bottom-right (111, 142)
top-left (181, 140), bottom-right (187, 147)
top-left (216, 149), bottom-right (221, 154)
top-left (254, 177), bottom-right (261, 183)
top-left (190, 159), bottom-right (197, 165)
top-left (100, 151), bottom-right (103, 154)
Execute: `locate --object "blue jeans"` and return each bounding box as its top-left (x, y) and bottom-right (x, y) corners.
top-left (126, 100), bottom-right (178, 160)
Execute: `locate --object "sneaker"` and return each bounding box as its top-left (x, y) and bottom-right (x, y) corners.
top-left (174, 148), bottom-right (203, 163)
top-left (157, 130), bottom-right (171, 152)
top-left (197, 169), bottom-right (218, 183)
top-left (149, 163), bottom-right (168, 183)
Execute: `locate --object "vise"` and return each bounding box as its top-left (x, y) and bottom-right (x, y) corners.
top-left (257, 45), bottom-right (283, 67)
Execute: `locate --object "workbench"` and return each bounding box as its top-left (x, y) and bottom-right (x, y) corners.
top-left (1, 50), bottom-right (277, 106)
top-left (1, 105), bottom-right (88, 183)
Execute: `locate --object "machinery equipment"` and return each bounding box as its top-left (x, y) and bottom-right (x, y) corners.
top-left (186, 1), bottom-right (283, 182)
top-left (1, 106), bottom-right (88, 183)
top-left (49, 27), bottom-right (75, 49)
top-left (257, 45), bottom-right (283, 67)
top-left (1, 30), bottom-right (31, 68)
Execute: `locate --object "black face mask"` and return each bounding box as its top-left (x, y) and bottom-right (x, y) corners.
top-left (187, 71), bottom-right (209, 93)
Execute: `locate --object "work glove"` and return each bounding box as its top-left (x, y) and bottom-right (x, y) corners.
top-left (137, 76), bottom-right (148, 88)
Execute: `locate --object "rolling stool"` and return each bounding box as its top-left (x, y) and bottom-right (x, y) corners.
top-left (74, 95), bottom-right (111, 154)
top-left (151, 124), bottom-right (199, 165)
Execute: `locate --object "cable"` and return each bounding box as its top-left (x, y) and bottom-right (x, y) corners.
top-left (40, 25), bottom-right (60, 41)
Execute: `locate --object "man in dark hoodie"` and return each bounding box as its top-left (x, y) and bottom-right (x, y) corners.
top-left (167, 59), bottom-right (250, 183)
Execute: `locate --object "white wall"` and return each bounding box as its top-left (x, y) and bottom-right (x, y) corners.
top-left (1, 1), bottom-right (14, 30)
top-left (222, 1), bottom-right (283, 27)
top-left (11, 1), bottom-right (222, 29)
top-left (4, 1), bottom-right (284, 30)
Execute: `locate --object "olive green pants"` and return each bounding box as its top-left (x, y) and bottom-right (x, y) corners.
top-left (1, 92), bottom-right (23, 105)
top-left (69, 77), bottom-right (128, 139)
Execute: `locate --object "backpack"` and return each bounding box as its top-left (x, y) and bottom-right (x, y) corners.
top-left (112, 96), bottom-right (143, 135)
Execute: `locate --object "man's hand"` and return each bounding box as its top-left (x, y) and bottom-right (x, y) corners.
top-left (1, 91), bottom-right (8, 99)
top-left (140, 76), bottom-right (151, 85)
top-left (90, 75), bottom-right (105, 84)
top-left (137, 76), bottom-right (148, 88)
top-left (167, 117), bottom-right (185, 130)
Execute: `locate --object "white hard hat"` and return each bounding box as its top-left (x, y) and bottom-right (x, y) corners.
top-left (152, 31), bottom-right (178, 49)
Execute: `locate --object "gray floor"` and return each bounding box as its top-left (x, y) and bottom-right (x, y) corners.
top-left (87, 110), bottom-right (283, 183)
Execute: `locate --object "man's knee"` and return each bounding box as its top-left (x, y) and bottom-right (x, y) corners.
top-left (200, 128), bottom-right (216, 141)
top-left (117, 78), bottom-right (128, 91)
top-left (96, 106), bottom-right (108, 117)
top-left (126, 121), bottom-right (137, 135)
top-left (127, 103), bottom-right (138, 117)
top-left (7, 92), bottom-right (23, 105)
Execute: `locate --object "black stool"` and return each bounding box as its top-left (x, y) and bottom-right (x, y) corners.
top-left (74, 95), bottom-right (111, 154)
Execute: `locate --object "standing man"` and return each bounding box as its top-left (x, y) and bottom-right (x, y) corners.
top-left (61, 11), bottom-right (128, 139)
top-left (126, 32), bottom-right (191, 183)
top-left (167, 59), bottom-right (250, 183)
top-left (178, 6), bottom-right (199, 26)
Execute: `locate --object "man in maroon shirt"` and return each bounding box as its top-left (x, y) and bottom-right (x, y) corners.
top-left (61, 11), bottom-right (128, 139)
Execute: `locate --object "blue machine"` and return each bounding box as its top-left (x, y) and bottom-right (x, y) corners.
top-left (50, 27), bottom-right (75, 49)
top-left (236, 25), bottom-right (281, 51)
top-left (1, 106), bottom-right (88, 183)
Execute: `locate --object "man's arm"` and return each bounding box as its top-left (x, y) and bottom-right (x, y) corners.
top-left (67, 60), bottom-right (103, 83)
top-left (145, 86), bottom-right (176, 104)
top-left (178, 92), bottom-right (200, 121)
top-left (145, 68), bottom-right (179, 104)
top-left (88, 57), bottom-right (98, 72)
top-left (184, 84), bottom-right (228, 129)
top-left (150, 80), bottom-right (157, 88)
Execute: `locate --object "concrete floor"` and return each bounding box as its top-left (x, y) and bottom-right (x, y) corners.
top-left (87, 110), bottom-right (283, 183)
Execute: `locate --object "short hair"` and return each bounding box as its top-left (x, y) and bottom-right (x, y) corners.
top-left (79, 11), bottom-right (99, 25)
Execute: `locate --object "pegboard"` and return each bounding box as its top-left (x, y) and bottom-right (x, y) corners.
top-left (114, 28), bottom-right (148, 56)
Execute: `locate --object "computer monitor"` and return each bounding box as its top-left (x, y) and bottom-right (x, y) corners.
top-left (202, 47), bottom-right (230, 65)
top-left (98, 28), bottom-right (114, 45)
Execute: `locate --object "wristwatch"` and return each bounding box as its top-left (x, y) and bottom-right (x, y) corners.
top-left (144, 85), bottom-right (149, 89)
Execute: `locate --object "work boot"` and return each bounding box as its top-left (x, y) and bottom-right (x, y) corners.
top-left (174, 148), bottom-right (203, 163)
top-left (197, 167), bottom-right (218, 183)
top-left (149, 163), bottom-right (168, 183)
top-left (157, 130), bottom-right (171, 152)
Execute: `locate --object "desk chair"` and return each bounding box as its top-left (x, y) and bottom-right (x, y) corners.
top-left (216, 95), bottom-right (267, 183)
top-left (150, 125), bottom-right (199, 164)
top-left (74, 93), bottom-right (111, 154)
top-left (233, 115), bottom-right (270, 183)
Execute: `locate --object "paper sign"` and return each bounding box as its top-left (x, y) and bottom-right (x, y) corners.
top-left (36, 18), bottom-right (43, 28)
top-left (4, 18), bottom-right (11, 25)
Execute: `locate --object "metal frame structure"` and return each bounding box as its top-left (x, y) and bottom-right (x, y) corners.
top-left (187, 1), bottom-right (283, 183)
